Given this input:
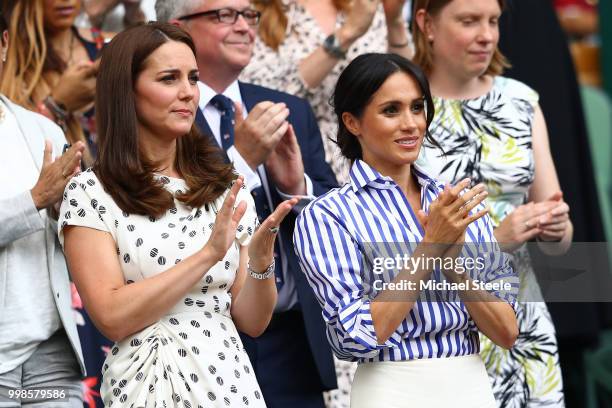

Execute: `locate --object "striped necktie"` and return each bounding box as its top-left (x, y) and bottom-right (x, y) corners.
top-left (210, 94), bottom-right (235, 151)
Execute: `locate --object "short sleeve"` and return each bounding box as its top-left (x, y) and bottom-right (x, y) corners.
top-left (58, 173), bottom-right (110, 247)
top-left (234, 178), bottom-right (258, 246)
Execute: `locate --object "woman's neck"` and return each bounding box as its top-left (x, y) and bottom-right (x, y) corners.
top-left (428, 67), bottom-right (493, 100)
top-left (371, 161), bottom-right (420, 199)
top-left (47, 27), bottom-right (73, 52)
top-left (138, 128), bottom-right (179, 178)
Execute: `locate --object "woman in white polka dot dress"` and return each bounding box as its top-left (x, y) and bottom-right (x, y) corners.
top-left (58, 23), bottom-right (296, 407)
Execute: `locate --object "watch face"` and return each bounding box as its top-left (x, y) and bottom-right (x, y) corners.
top-left (324, 34), bottom-right (344, 58)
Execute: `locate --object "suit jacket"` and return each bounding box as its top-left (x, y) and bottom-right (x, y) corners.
top-left (0, 95), bottom-right (86, 375)
top-left (196, 82), bottom-right (338, 389)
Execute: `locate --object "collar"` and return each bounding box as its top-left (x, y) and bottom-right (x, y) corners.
top-left (197, 80), bottom-right (243, 112)
top-left (349, 159), bottom-right (441, 194)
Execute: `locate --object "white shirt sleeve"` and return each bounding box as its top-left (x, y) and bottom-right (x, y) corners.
top-left (226, 145), bottom-right (262, 192)
top-left (276, 174), bottom-right (316, 213)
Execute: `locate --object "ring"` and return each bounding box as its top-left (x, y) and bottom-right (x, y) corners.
top-left (269, 226), bottom-right (279, 234)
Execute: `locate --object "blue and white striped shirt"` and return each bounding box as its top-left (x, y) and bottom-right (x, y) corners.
top-left (293, 160), bottom-right (518, 362)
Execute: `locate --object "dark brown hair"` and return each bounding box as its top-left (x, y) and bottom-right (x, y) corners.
top-left (412, 0), bottom-right (509, 76)
top-left (95, 22), bottom-right (235, 218)
top-left (333, 53), bottom-right (440, 161)
top-left (0, 11), bottom-right (7, 33)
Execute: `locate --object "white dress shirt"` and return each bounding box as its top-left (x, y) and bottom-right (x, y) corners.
top-left (197, 80), bottom-right (314, 311)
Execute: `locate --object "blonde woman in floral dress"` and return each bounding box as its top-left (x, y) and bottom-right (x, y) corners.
top-left (241, 0), bottom-right (412, 184)
top-left (412, 0), bottom-right (572, 406)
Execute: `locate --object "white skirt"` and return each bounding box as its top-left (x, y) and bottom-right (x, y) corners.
top-left (350, 354), bottom-right (496, 408)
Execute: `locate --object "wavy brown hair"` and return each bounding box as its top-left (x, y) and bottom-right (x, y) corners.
top-left (411, 0), bottom-right (509, 76)
top-left (95, 22), bottom-right (235, 219)
top-left (253, 0), bottom-right (351, 50)
top-left (0, 0), bottom-right (93, 165)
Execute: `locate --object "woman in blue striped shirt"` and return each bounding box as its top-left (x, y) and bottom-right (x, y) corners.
top-left (293, 53), bottom-right (518, 407)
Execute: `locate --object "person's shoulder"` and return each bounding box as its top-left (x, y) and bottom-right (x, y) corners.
top-left (63, 169), bottom-right (116, 213)
top-left (301, 184), bottom-right (352, 216)
top-left (239, 81), bottom-right (308, 107)
top-left (3, 97), bottom-right (66, 145)
top-left (495, 76), bottom-right (539, 105)
top-left (67, 168), bottom-right (101, 190)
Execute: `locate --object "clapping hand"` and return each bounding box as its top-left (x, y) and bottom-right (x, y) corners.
top-left (248, 198), bottom-right (299, 272)
top-left (416, 179), bottom-right (489, 279)
top-left (418, 179), bottom-right (489, 247)
top-left (52, 61), bottom-right (98, 112)
top-left (341, 0), bottom-right (380, 41)
top-left (31, 140), bottom-right (85, 211)
top-left (382, 0), bottom-right (407, 25)
top-left (494, 200), bottom-right (559, 252)
top-left (205, 177), bottom-right (298, 268)
top-left (265, 124), bottom-right (306, 195)
top-left (233, 101), bottom-right (289, 170)
top-left (535, 192), bottom-right (570, 242)
top-left (206, 177), bottom-right (249, 262)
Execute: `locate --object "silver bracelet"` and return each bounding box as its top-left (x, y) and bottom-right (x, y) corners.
top-left (248, 259), bottom-right (275, 280)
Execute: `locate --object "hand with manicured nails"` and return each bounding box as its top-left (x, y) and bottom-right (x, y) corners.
top-left (233, 101), bottom-right (290, 170)
top-left (31, 140), bottom-right (85, 210)
top-left (418, 179), bottom-right (490, 247)
top-left (416, 179), bottom-right (490, 280)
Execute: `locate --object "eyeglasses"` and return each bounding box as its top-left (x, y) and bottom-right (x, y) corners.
top-left (178, 8), bottom-right (261, 26)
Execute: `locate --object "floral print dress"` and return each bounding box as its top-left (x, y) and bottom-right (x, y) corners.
top-left (240, 0), bottom-right (392, 184)
top-left (417, 76), bottom-right (565, 407)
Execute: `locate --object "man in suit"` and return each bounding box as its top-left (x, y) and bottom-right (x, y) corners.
top-left (156, 1), bottom-right (338, 406)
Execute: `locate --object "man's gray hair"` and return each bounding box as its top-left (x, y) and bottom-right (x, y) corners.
top-left (155, 0), bottom-right (197, 22)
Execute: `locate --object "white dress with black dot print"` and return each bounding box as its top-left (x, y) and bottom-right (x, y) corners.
top-left (58, 169), bottom-right (265, 407)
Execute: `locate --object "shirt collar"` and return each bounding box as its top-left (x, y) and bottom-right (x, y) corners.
top-left (349, 159), bottom-right (441, 193)
top-left (197, 80), bottom-right (243, 112)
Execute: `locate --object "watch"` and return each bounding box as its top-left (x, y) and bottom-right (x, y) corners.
top-left (322, 34), bottom-right (346, 59)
